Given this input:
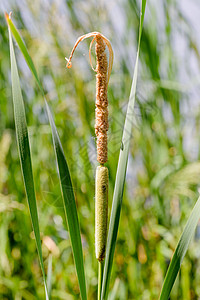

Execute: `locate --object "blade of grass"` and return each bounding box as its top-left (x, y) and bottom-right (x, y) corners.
top-left (8, 27), bottom-right (49, 300)
top-left (5, 13), bottom-right (42, 93)
top-left (101, 1), bottom-right (146, 299)
top-left (47, 254), bottom-right (52, 298)
top-left (45, 101), bottom-right (87, 300)
top-left (159, 195), bottom-right (200, 300)
top-left (6, 13), bottom-right (87, 300)
top-left (108, 278), bottom-right (120, 300)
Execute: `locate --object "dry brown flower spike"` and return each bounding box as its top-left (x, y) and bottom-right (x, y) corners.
top-left (66, 32), bottom-right (113, 261)
top-left (65, 32), bottom-right (113, 164)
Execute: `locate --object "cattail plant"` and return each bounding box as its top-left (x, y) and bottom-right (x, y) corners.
top-left (66, 32), bottom-right (113, 299)
top-left (7, 3), bottom-right (200, 300)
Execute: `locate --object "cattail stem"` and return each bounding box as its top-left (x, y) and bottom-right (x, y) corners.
top-left (98, 260), bottom-right (103, 300)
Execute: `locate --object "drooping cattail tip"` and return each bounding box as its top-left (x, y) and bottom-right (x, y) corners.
top-left (65, 57), bottom-right (72, 69)
top-left (5, 12), bottom-right (12, 21)
top-left (5, 12), bottom-right (9, 20)
top-left (67, 62), bottom-right (72, 69)
top-left (5, 12), bottom-right (10, 23)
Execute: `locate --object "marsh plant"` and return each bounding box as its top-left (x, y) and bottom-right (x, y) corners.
top-left (4, 1), bottom-right (200, 299)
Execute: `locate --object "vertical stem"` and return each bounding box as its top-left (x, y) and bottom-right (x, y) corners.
top-left (98, 260), bottom-right (103, 300)
top-left (47, 254), bottom-right (52, 299)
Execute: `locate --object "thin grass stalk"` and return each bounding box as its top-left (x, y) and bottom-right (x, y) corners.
top-left (98, 261), bottom-right (103, 300)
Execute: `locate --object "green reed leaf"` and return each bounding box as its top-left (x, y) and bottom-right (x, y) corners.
top-left (45, 100), bottom-right (87, 300)
top-left (6, 13), bottom-right (87, 300)
top-left (159, 195), bottom-right (200, 300)
top-left (101, 1), bottom-right (146, 299)
top-left (8, 27), bottom-right (49, 300)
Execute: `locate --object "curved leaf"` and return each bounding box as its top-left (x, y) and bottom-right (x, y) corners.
top-left (159, 195), bottom-right (200, 300)
top-left (8, 27), bottom-right (49, 300)
top-left (6, 13), bottom-right (87, 300)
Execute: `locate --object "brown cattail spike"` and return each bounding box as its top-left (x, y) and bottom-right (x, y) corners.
top-left (65, 32), bottom-right (113, 164)
top-left (66, 32), bottom-right (113, 265)
top-left (95, 34), bottom-right (108, 163)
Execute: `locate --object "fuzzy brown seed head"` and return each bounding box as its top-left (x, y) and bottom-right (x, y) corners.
top-left (95, 35), bottom-right (108, 164)
top-left (65, 32), bottom-right (113, 164)
top-left (66, 33), bottom-right (112, 263)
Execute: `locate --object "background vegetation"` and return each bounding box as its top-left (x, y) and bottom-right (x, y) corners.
top-left (1, 0), bottom-right (200, 299)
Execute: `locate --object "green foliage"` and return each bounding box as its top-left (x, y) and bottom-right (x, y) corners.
top-left (101, 2), bottom-right (146, 299)
top-left (46, 103), bottom-right (87, 300)
top-left (7, 13), bottom-right (87, 300)
top-left (8, 25), bottom-right (49, 300)
top-left (159, 195), bottom-right (200, 299)
top-left (1, 0), bottom-right (200, 299)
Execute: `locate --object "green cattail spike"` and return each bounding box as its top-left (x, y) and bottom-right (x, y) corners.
top-left (95, 165), bottom-right (108, 261)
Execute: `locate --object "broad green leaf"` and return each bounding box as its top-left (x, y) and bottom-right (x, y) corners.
top-left (8, 27), bottom-right (49, 300)
top-left (6, 13), bottom-right (87, 300)
top-left (159, 195), bottom-right (200, 300)
top-left (101, 1), bottom-right (147, 299)
top-left (45, 101), bottom-right (87, 300)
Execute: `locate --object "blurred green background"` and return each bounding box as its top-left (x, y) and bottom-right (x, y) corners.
top-left (1, 0), bottom-right (200, 299)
